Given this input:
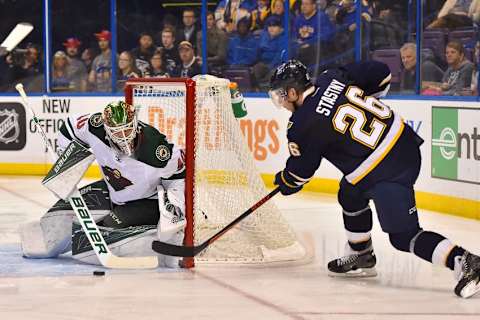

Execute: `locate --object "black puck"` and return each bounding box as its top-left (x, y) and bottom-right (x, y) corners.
top-left (93, 270), bottom-right (105, 276)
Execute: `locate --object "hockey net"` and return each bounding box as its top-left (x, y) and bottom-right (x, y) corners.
top-left (125, 76), bottom-right (306, 267)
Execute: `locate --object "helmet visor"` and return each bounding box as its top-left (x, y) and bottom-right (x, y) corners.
top-left (268, 88), bottom-right (288, 109)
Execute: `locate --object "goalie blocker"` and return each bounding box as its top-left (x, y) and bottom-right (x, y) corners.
top-left (42, 140), bottom-right (95, 200)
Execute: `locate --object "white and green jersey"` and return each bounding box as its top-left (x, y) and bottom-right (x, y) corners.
top-left (58, 112), bottom-right (185, 205)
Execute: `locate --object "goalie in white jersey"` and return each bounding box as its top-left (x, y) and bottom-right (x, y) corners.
top-left (20, 101), bottom-right (186, 267)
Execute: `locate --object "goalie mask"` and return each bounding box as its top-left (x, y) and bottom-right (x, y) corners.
top-left (103, 101), bottom-right (138, 156)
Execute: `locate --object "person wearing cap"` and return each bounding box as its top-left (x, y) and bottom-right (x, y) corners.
top-left (173, 41), bottom-right (201, 78)
top-left (252, 16), bottom-right (286, 91)
top-left (63, 37), bottom-right (87, 92)
top-left (88, 29), bottom-right (112, 92)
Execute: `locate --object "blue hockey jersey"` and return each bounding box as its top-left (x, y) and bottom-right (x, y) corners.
top-left (284, 61), bottom-right (424, 189)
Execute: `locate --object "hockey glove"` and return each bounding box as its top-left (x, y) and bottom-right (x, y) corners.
top-left (274, 170), bottom-right (304, 195)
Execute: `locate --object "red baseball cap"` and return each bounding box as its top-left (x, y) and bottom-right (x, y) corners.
top-left (94, 30), bottom-right (111, 41)
top-left (63, 37), bottom-right (81, 48)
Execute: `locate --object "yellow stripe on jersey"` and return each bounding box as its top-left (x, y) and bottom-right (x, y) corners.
top-left (346, 112), bottom-right (405, 185)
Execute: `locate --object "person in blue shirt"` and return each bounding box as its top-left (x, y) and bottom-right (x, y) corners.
top-left (292, 0), bottom-right (336, 66)
top-left (227, 16), bottom-right (258, 66)
top-left (252, 16), bottom-right (286, 90)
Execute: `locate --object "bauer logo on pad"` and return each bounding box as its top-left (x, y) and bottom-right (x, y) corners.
top-left (0, 102), bottom-right (26, 150)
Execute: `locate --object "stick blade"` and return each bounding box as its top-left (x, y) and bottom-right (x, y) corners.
top-left (1, 22), bottom-right (34, 52)
top-left (152, 241), bottom-right (196, 257)
top-left (103, 255), bottom-right (159, 269)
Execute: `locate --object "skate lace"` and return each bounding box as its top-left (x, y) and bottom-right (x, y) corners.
top-left (338, 254), bottom-right (358, 266)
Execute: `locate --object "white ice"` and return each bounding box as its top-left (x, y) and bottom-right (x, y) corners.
top-left (0, 176), bottom-right (479, 320)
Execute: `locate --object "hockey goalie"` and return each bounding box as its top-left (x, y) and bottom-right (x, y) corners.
top-left (20, 101), bottom-right (186, 268)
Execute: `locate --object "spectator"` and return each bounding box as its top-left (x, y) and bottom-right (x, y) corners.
top-left (51, 50), bottom-right (73, 92)
top-left (4, 43), bottom-right (43, 92)
top-left (427, 0), bottom-right (480, 29)
top-left (116, 51), bottom-right (140, 91)
top-left (264, 0), bottom-right (295, 28)
top-left (227, 16), bottom-right (258, 66)
top-left (293, 0), bottom-right (335, 66)
top-left (81, 48), bottom-right (96, 73)
top-left (147, 49), bottom-right (169, 78)
top-left (159, 28), bottom-right (180, 75)
top-left (196, 11), bottom-right (228, 74)
top-left (424, 41), bottom-right (474, 95)
top-left (470, 40), bottom-right (480, 94)
top-left (131, 32), bottom-right (156, 77)
top-left (173, 41), bottom-right (201, 78)
top-left (215, 0), bottom-right (257, 33)
top-left (176, 8), bottom-right (199, 50)
top-left (319, 0), bottom-right (337, 23)
top-left (162, 13), bottom-right (178, 31)
top-left (63, 37), bottom-right (87, 92)
top-left (252, 17), bottom-right (286, 91)
top-left (252, 0), bottom-right (271, 31)
top-left (335, 0), bottom-right (371, 52)
top-left (399, 43), bottom-right (444, 92)
top-left (88, 30), bottom-right (113, 92)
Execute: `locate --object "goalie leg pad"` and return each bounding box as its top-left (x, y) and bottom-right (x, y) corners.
top-left (21, 186), bottom-right (111, 259)
top-left (71, 225), bottom-right (184, 268)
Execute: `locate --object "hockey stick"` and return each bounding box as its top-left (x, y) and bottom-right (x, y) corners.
top-left (152, 187), bottom-right (281, 257)
top-left (16, 83), bottom-right (158, 269)
top-left (0, 23), bottom-right (33, 56)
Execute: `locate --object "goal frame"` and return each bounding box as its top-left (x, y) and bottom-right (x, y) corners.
top-left (125, 78), bottom-right (196, 267)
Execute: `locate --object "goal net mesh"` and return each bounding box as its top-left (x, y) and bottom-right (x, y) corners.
top-left (127, 76), bottom-right (306, 264)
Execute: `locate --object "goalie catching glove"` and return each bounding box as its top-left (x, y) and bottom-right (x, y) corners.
top-left (274, 170), bottom-right (309, 195)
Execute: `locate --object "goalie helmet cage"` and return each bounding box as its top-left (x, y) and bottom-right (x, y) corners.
top-left (125, 76), bottom-right (306, 268)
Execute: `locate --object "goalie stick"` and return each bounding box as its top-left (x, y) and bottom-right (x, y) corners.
top-left (15, 83), bottom-right (158, 269)
top-left (152, 187), bottom-right (280, 257)
top-left (0, 22), bottom-right (33, 56)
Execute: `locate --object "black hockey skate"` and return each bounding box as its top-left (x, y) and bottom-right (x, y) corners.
top-left (454, 251), bottom-right (480, 298)
top-left (328, 249), bottom-right (377, 277)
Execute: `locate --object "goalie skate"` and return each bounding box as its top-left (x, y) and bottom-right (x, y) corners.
top-left (328, 245), bottom-right (377, 278)
top-left (454, 251), bottom-right (480, 298)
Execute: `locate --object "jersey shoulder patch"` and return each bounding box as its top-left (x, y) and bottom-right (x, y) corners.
top-left (87, 112), bottom-right (108, 144)
top-left (136, 123), bottom-right (173, 168)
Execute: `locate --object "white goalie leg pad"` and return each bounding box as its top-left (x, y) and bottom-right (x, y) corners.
top-left (21, 208), bottom-right (110, 258)
top-left (157, 183), bottom-right (186, 242)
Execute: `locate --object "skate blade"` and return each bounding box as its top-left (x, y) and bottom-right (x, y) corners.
top-left (458, 277), bottom-right (480, 298)
top-left (328, 267), bottom-right (377, 278)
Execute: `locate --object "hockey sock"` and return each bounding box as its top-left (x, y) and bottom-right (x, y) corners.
top-left (348, 238), bottom-right (372, 252)
top-left (410, 231), bottom-right (462, 269)
top-left (446, 246), bottom-right (466, 270)
top-left (343, 206), bottom-right (372, 249)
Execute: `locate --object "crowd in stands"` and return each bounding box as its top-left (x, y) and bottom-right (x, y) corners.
top-left (1, 0), bottom-right (479, 95)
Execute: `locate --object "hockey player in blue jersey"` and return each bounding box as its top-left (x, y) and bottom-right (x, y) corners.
top-left (269, 59), bottom-right (480, 298)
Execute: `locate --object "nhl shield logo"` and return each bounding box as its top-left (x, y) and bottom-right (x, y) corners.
top-left (0, 109), bottom-right (20, 144)
top-left (0, 103), bottom-right (26, 150)
top-left (155, 145), bottom-right (171, 161)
